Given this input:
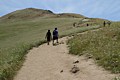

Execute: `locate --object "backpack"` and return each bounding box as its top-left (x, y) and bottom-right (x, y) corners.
top-left (53, 30), bottom-right (58, 36)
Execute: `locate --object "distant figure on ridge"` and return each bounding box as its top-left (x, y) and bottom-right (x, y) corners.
top-left (73, 22), bottom-right (76, 27)
top-left (87, 23), bottom-right (89, 26)
top-left (103, 21), bottom-right (106, 27)
top-left (53, 28), bottom-right (59, 45)
top-left (45, 30), bottom-right (52, 45)
top-left (107, 21), bottom-right (111, 27)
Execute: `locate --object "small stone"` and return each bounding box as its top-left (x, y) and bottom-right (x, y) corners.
top-left (70, 65), bottom-right (80, 73)
top-left (60, 70), bottom-right (63, 73)
top-left (73, 60), bottom-right (79, 64)
top-left (60, 41), bottom-right (64, 44)
top-left (88, 56), bottom-right (92, 59)
top-left (72, 34), bottom-right (74, 36)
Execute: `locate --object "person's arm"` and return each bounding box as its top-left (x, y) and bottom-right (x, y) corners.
top-left (57, 31), bottom-right (59, 38)
top-left (50, 33), bottom-right (52, 40)
top-left (45, 33), bottom-right (47, 39)
top-left (51, 34), bottom-right (52, 40)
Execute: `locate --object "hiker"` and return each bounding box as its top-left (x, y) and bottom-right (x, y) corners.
top-left (87, 23), bottom-right (89, 26)
top-left (45, 30), bottom-right (52, 45)
top-left (73, 22), bottom-right (76, 27)
top-left (103, 21), bottom-right (106, 27)
top-left (107, 21), bottom-right (111, 27)
top-left (53, 28), bottom-right (59, 45)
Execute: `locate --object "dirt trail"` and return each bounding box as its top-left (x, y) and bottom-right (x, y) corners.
top-left (14, 37), bottom-right (117, 80)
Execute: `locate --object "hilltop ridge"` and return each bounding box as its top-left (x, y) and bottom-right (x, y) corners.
top-left (0, 8), bottom-right (54, 20)
top-left (0, 8), bottom-right (85, 21)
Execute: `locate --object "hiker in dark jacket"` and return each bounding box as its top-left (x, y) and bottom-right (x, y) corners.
top-left (53, 28), bottom-right (59, 45)
top-left (103, 21), bottom-right (106, 27)
top-left (45, 30), bottom-right (52, 45)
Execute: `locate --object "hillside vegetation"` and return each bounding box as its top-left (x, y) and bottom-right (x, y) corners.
top-left (68, 22), bottom-right (120, 74)
top-left (0, 8), bottom-right (102, 80)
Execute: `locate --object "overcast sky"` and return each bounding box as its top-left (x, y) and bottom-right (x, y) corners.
top-left (0, 0), bottom-right (120, 21)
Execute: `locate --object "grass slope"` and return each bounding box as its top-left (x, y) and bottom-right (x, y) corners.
top-left (0, 8), bottom-right (54, 20)
top-left (68, 22), bottom-right (120, 74)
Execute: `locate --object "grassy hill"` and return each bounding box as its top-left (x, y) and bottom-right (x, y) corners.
top-left (0, 8), bottom-right (85, 22)
top-left (0, 8), bottom-right (54, 21)
top-left (0, 8), bottom-right (103, 80)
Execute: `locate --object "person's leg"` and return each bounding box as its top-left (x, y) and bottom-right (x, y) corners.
top-left (56, 37), bottom-right (58, 43)
top-left (47, 41), bottom-right (49, 45)
top-left (47, 37), bottom-right (50, 45)
top-left (53, 36), bottom-right (56, 45)
top-left (53, 39), bottom-right (54, 45)
top-left (56, 39), bottom-right (58, 43)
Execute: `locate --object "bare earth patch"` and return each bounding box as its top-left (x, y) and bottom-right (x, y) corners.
top-left (14, 37), bottom-right (118, 80)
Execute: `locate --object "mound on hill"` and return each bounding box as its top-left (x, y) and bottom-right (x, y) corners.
top-left (0, 8), bottom-right (85, 21)
top-left (54, 13), bottom-right (85, 18)
top-left (0, 8), bottom-right (54, 20)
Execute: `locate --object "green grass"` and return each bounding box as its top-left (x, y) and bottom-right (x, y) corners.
top-left (68, 22), bottom-right (120, 74)
top-left (113, 77), bottom-right (120, 80)
top-left (0, 17), bottom-right (101, 80)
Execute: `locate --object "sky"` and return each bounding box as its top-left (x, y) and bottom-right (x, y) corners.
top-left (0, 0), bottom-right (120, 21)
